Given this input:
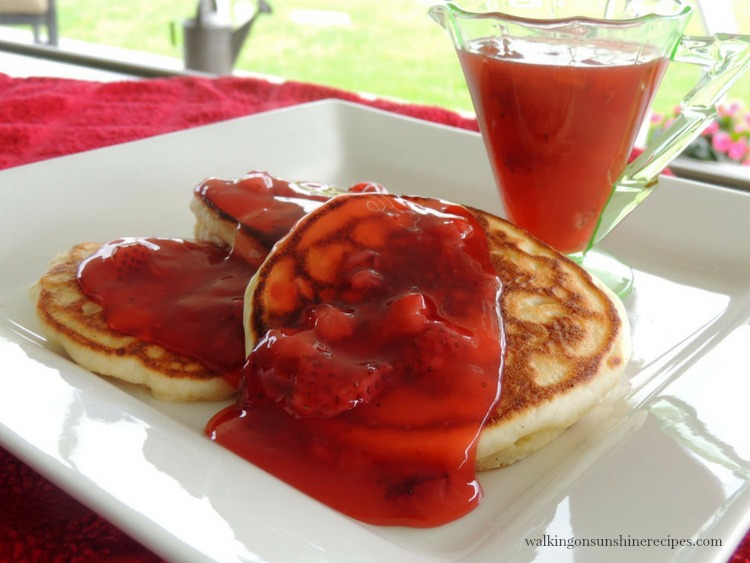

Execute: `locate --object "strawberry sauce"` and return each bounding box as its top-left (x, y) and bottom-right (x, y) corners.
top-left (195, 170), bottom-right (387, 265)
top-left (76, 173), bottom-right (386, 379)
top-left (206, 194), bottom-right (505, 527)
top-left (77, 237), bottom-right (256, 378)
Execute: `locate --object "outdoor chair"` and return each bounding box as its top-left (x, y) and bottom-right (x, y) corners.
top-left (0, 0), bottom-right (58, 45)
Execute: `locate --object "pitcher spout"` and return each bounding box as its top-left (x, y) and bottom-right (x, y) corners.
top-left (428, 3), bottom-right (466, 49)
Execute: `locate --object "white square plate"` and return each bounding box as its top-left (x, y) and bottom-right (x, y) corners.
top-left (1, 100), bottom-right (749, 562)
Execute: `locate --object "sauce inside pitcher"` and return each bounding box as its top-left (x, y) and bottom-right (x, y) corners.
top-left (458, 37), bottom-right (668, 254)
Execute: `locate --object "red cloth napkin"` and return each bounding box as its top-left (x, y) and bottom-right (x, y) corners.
top-left (0, 72), bottom-right (746, 562)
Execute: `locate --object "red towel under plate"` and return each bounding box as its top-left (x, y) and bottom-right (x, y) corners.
top-left (0, 72), bottom-right (746, 563)
top-left (0, 73), bottom-right (477, 170)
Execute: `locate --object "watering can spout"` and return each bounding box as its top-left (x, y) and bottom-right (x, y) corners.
top-left (179, 0), bottom-right (272, 74)
top-left (231, 0), bottom-right (273, 64)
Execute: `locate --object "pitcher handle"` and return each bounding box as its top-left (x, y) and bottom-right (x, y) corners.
top-left (589, 33), bottom-right (750, 250)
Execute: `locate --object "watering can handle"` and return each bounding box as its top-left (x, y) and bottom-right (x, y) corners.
top-left (195, 0), bottom-right (219, 24)
top-left (590, 33), bottom-right (750, 250)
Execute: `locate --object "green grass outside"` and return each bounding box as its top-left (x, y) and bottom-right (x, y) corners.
top-left (53, 0), bottom-right (750, 116)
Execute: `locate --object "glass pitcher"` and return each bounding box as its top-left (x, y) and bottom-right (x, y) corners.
top-left (430, 0), bottom-right (750, 296)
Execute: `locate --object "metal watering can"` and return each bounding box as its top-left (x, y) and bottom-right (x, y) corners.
top-left (173, 0), bottom-right (272, 75)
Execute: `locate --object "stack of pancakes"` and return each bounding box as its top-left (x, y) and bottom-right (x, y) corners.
top-left (31, 172), bottom-right (630, 470)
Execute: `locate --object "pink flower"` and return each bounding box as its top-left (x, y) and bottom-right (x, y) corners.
top-left (728, 137), bottom-right (748, 161)
top-left (718, 100), bottom-right (744, 118)
top-left (651, 98), bottom-right (750, 165)
top-left (703, 119), bottom-right (720, 136)
top-left (712, 131), bottom-right (732, 153)
top-left (650, 112), bottom-right (665, 125)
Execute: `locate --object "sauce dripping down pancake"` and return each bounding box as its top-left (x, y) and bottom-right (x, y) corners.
top-left (206, 193), bottom-right (506, 527)
top-left (77, 238), bottom-right (256, 386)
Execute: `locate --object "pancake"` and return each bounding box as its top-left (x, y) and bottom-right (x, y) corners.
top-left (467, 203), bottom-right (630, 468)
top-left (30, 242), bottom-right (236, 402)
top-left (191, 191), bottom-right (259, 258)
top-left (244, 193), bottom-right (631, 470)
top-left (190, 170), bottom-right (387, 266)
